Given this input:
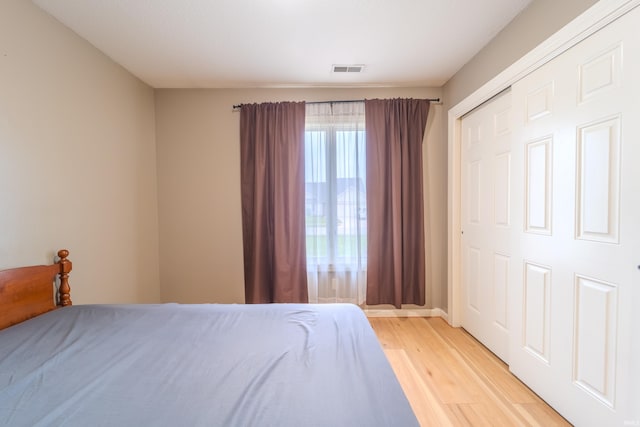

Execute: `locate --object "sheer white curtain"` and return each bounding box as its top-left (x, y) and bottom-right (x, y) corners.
top-left (305, 101), bottom-right (367, 304)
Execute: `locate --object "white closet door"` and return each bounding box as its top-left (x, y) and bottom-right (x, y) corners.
top-left (460, 90), bottom-right (512, 362)
top-left (508, 5), bottom-right (640, 426)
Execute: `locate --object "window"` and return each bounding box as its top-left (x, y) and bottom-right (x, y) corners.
top-left (305, 102), bottom-right (366, 303)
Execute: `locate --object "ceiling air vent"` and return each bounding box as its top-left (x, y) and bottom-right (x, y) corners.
top-left (332, 64), bottom-right (365, 73)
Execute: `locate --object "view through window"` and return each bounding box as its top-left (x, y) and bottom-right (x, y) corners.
top-left (305, 102), bottom-right (366, 303)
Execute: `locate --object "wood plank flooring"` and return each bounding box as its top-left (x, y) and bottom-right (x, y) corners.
top-left (368, 317), bottom-right (571, 427)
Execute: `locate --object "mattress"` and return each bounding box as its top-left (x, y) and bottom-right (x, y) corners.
top-left (0, 303), bottom-right (418, 426)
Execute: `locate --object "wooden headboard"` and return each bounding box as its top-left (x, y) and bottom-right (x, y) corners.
top-left (0, 249), bottom-right (72, 330)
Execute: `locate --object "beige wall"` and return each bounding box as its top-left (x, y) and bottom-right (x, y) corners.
top-left (0, 0), bottom-right (160, 303)
top-left (3, 0), bottom-right (595, 310)
top-left (155, 87), bottom-right (447, 308)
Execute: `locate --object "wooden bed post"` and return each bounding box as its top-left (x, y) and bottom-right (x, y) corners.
top-left (57, 249), bottom-right (72, 306)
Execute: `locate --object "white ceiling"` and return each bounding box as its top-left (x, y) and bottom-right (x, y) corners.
top-left (33, 0), bottom-right (533, 89)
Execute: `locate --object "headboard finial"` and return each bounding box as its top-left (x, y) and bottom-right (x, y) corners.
top-left (57, 249), bottom-right (72, 307)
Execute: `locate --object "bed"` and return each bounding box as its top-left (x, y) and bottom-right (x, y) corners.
top-left (0, 250), bottom-right (418, 426)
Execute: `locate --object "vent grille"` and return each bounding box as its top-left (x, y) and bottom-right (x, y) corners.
top-left (332, 64), bottom-right (364, 73)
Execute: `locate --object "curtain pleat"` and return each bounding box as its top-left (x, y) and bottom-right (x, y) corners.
top-left (365, 98), bottom-right (430, 308)
top-left (240, 102), bottom-right (308, 303)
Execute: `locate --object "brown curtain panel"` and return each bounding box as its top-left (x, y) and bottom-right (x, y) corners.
top-left (365, 98), bottom-right (430, 308)
top-left (240, 102), bottom-right (308, 303)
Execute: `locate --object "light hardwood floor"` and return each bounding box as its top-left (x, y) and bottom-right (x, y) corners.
top-left (368, 317), bottom-right (571, 427)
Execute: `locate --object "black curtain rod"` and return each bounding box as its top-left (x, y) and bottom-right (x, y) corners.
top-left (232, 98), bottom-right (440, 110)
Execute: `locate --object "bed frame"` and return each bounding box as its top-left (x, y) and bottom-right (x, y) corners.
top-left (0, 249), bottom-right (72, 331)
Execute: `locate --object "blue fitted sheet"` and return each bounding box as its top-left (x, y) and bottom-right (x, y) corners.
top-left (0, 303), bottom-right (418, 426)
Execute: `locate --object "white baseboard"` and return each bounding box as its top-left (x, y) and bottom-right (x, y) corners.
top-left (364, 307), bottom-right (448, 321)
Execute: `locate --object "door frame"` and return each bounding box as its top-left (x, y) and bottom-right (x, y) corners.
top-left (446, 0), bottom-right (639, 327)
